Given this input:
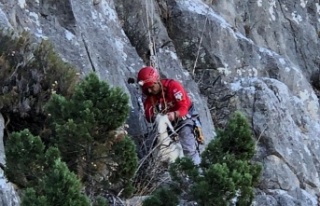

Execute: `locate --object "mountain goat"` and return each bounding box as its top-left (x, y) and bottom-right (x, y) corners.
top-left (155, 113), bottom-right (184, 163)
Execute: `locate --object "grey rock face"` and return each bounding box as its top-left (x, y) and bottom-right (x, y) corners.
top-left (232, 77), bottom-right (320, 205)
top-left (0, 5), bottom-right (12, 29)
top-left (0, 0), bottom-right (319, 205)
top-left (0, 114), bottom-right (20, 205)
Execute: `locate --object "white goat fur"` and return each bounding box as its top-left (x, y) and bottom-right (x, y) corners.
top-left (155, 114), bottom-right (184, 163)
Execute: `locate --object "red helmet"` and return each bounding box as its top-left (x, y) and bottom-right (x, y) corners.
top-left (137, 66), bottom-right (160, 89)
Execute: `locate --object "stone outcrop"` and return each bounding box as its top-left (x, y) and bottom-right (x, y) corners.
top-left (0, 114), bottom-right (20, 205)
top-left (0, 0), bottom-right (319, 205)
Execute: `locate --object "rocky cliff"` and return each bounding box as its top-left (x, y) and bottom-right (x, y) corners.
top-left (0, 0), bottom-right (319, 205)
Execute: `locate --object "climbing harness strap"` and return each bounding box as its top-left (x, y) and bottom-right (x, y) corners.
top-left (185, 104), bottom-right (205, 153)
top-left (174, 103), bottom-right (205, 153)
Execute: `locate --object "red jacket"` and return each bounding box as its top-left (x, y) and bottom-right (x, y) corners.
top-left (143, 79), bottom-right (192, 122)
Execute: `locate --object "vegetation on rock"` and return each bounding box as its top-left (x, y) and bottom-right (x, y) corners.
top-left (0, 30), bottom-right (78, 135)
top-left (45, 73), bottom-right (137, 197)
top-left (2, 31), bottom-right (138, 205)
top-left (1, 30), bottom-right (261, 206)
top-left (5, 129), bottom-right (89, 205)
top-left (143, 111), bottom-right (262, 206)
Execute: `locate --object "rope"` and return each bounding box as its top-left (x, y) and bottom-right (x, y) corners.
top-left (192, 6), bottom-right (210, 77)
top-left (160, 82), bottom-right (168, 112)
top-left (150, 83), bottom-right (169, 116)
top-left (145, 0), bottom-right (158, 69)
top-left (145, 0), bottom-right (152, 48)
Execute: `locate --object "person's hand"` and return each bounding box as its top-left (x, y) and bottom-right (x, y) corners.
top-left (167, 112), bottom-right (176, 121)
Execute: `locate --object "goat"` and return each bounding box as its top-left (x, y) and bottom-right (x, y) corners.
top-left (155, 113), bottom-right (184, 164)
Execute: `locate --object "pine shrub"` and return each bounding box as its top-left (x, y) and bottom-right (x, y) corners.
top-left (45, 72), bottom-right (137, 196)
top-left (93, 196), bottom-right (109, 206)
top-left (21, 188), bottom-right (47, 206)
top-left (196, 111), bottom-right (261, 205)
top-left (192, 163), bottom-right (236, 206)
top-left (142, 185), bottom-right (180, 206)
top-left (201, 111), bottom-right (256, 168)
top-left (21, 159), bottom-right (90, 206)
top-left (4, 129), bottom-right (47, 188)
top-left (5, 129), bottom-right (90, 205)
top-left (45, 72), bottom-right (129, 169)
top-left (109, 135), bottom-right (138, 197)
top-left (195, 112), bottom-right (261, 205)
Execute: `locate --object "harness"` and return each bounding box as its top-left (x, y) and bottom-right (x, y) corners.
top-left (170, 103), bottom-right (205, 153)
top-left (185, 104), bottom-right (205, 152)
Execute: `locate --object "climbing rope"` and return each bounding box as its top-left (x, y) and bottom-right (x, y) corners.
top-left (144, 0), bottom-right (168, 112)
top-left (192, 6), bottom-right (210, 77)
top-left (145, 0), bottom-right (158, 69)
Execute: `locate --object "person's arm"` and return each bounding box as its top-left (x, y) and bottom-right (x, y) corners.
top-left (170, 81), bottom-right (190, 118)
